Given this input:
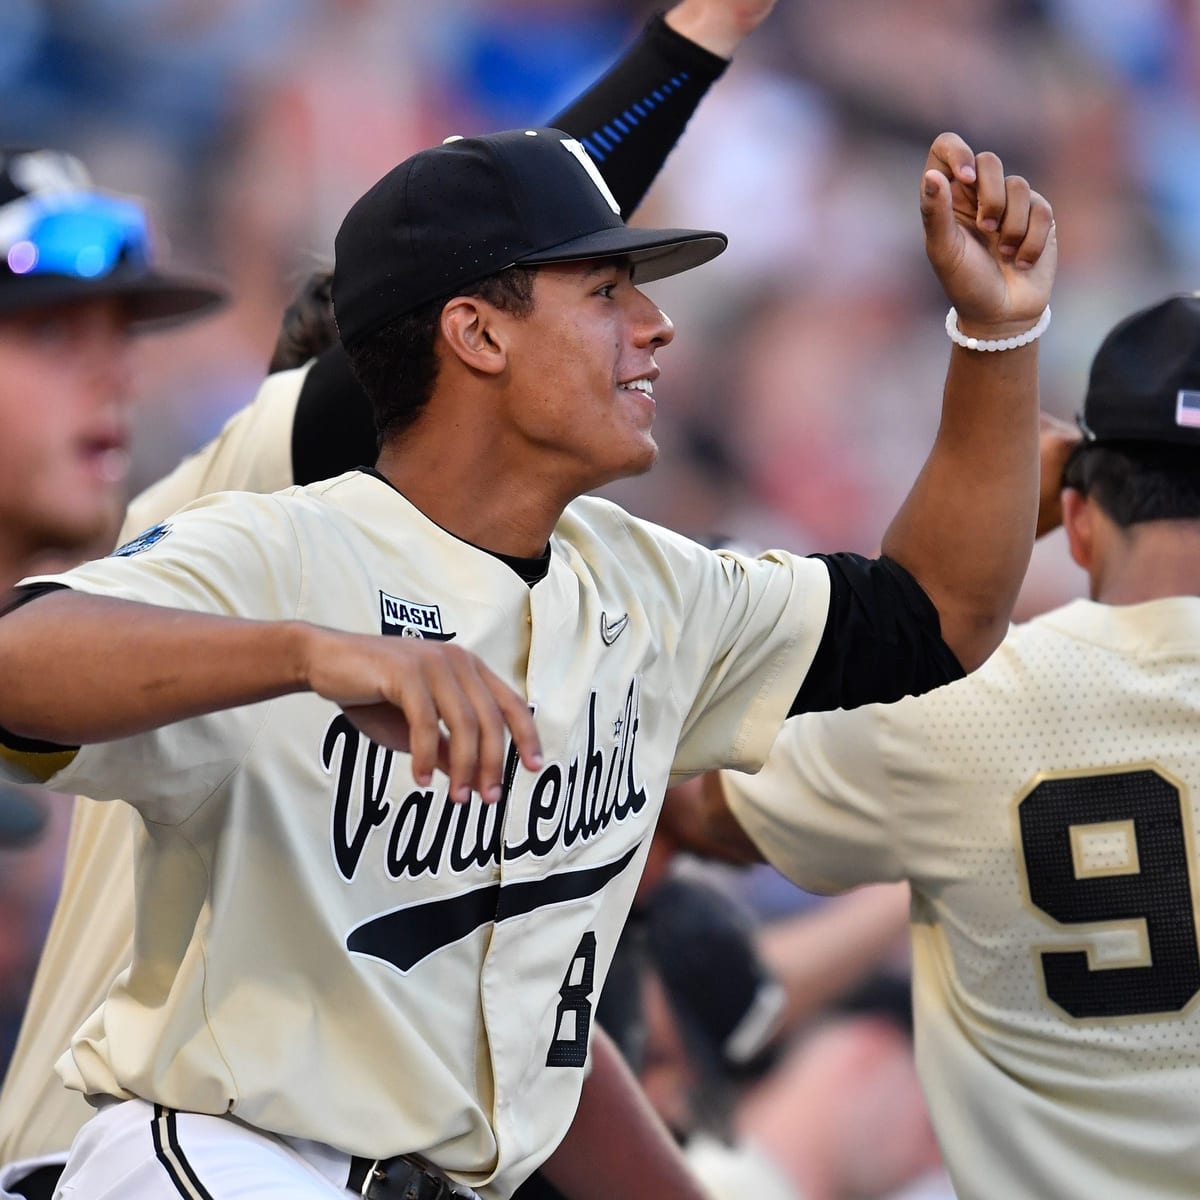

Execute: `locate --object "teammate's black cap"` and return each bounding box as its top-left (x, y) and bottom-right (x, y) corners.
top-left (332, 127), bottom-right (727, 349)
top-left (646, 876), bottom-right (785, 1078)
top-left (1079, 294), bottom-right (1200, 448)
top-left (0, 147), bottom-right (226, 325)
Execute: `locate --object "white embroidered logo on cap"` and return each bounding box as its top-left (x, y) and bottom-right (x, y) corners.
top-left (1176, 390), bottom-right (1200, 429)
top-left (559, 138), bottom-right (621, 215)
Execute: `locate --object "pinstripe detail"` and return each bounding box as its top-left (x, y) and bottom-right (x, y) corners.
top-left (151, 1105), bottom-right (216, 1200)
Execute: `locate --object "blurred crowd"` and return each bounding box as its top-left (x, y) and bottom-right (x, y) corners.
top-left (1, 1), bottom-right (1198, 1197)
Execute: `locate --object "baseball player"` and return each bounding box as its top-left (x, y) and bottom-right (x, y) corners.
top-left (0, 118), bottom-right (1051, 1199)
top-left (0, 148), bottom-right (222, 594)
top-left (708, 295), bottom-right (1200, 1200)
top-left (0, 7), bottom-right (782, 1198)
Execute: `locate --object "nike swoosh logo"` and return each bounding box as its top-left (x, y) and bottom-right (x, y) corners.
top-left (600, 611), bottom-right (629, 645)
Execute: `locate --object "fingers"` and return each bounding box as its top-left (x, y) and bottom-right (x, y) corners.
top-left (924, 131), bottom-right (977, 188)
top-left (321, 633), bottom-right (542, 805)
top-left (421, 648), bottom-right (542, 804)
top-left (918, 170), bottom-right (961, 277)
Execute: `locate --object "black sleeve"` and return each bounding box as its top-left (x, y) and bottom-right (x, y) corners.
top-left (549, 11), bottom-right (729, 219)
top-left (789, 554), bottom-right (965, 715)
top-left (289, 344), bottom-right (378, 486)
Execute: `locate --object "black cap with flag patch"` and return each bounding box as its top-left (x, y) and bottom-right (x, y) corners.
top-left (332, 127), bottom-right (727, 349)
top-left (1080, 294), bottom-right (1200, 448)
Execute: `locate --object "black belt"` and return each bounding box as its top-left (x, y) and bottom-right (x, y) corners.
top-left (347, 1154), bottom-right (477, 1200)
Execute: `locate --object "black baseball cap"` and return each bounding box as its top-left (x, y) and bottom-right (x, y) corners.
top-left (332, 127), bottom-right (727, 349)
top-left (0, 147), bottom-right (226, 325)
top-left (645, 875), bottom-right (785, 1078)
top-left (1079, 294), bottom-right (1200, 448)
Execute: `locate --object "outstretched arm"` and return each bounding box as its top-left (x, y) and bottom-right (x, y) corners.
top-left (880, 133), bottom-right (1056, 671)
top-left (0, 591), bottom-right (541, 804)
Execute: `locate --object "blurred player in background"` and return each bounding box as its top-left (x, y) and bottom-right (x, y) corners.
top-left (0, 5), bottom-right (782, 1198)
top-left (705, 294), bottom-right (1200, 1199)
top-left (0, 147), bottom-right (222, 595)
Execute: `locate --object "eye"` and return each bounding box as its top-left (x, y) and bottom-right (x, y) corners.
top-left (594, 282), bottom-right (616, 299)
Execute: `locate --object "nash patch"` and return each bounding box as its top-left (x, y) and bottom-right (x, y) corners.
top-left (111, 523), bottom-right (171, 558)
top-left (379, 591), bottom-right (455, 641)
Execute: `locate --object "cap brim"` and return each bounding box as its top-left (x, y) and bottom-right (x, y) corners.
top-left (0, 269), bottom-right (227, 328)
top-left (517, 225), bottom-right (727, 284)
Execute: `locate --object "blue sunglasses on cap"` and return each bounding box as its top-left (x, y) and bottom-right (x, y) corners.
top-left (2, 192), bottom-right (151, 281)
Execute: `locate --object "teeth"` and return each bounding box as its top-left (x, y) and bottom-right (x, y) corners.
top-left (621, 379), bottom-right (653, 395)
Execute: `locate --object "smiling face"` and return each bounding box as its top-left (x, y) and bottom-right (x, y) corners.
top-left (495, 257), bottom-right (675, 498)
top-left (0, 298), bottom-right (134, 583)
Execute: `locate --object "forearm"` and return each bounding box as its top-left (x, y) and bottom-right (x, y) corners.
top-left (881, 341), bottom-right (1040, 670)
top-left (550, 12), bottom-right (728, 219)
top-left (757, 883), bottom-right (910, 1029)
top-left (540, 1027), bottom-right (709, 1200)
top-left (0, 591), bottom-right (308, 743)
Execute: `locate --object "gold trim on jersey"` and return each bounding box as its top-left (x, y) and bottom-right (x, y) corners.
top-left (1069, 819), bottom-right (1140, 880)
top-left (0, 740), bottom-right (77, 784)
top-left (1010, 760), bottom-right (1200, 1025)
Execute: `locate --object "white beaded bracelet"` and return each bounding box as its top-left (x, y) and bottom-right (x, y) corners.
top-left (945, 305), bottom-right (1051, 352)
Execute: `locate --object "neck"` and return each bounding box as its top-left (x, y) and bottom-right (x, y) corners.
top-left (376, 428), bottom-right (567, 559)
top-left (1091, 520), bottom-right (1200, 604)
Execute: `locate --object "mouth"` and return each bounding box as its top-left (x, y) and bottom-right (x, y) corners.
top-left (618, 376), bottom-right (655, 400)
top-left (78, 431), bottom-right (131, 484)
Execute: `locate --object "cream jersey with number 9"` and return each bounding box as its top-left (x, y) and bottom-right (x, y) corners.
top-left (8, 468), bottom-right (829, 1198)
top-left (724, 597), bottom-right (1200, 1200)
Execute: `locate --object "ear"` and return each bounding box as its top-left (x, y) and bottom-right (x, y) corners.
top-left (1061, 488), bottom-right (1093, 571)
top-left (439, 297), bottom-right (508, 377)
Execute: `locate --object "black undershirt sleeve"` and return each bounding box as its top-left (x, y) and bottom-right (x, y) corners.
top-left (550, 11), bottom-right (729, 219)
top-left (789, 554), bottom-right (966, 715)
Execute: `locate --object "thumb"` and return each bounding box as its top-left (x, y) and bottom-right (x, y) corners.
top-left (919, 169), bottom-right (959, 272)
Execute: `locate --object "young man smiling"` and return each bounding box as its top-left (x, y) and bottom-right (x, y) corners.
top-left (0, 125), bottom-right (1053, 1198)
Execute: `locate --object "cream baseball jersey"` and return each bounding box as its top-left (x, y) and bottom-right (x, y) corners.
top-left (8, 471), bottom-right (829, 1198)
top-left (0, 365), bottom-right (309, 1171)
top-left (724, 597), bottom-right (1200, 1200)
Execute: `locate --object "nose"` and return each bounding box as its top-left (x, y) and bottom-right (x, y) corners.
top-left (633, 287), bottom-right (674, 350)
top-left (86, 305), bottom-right (136, 406)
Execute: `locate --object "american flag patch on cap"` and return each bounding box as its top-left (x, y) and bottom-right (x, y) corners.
top-left (1176, 390), bottom-right (1200, 429)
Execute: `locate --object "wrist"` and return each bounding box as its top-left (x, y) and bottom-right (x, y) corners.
top-left (946, 305), bottom-right (1051, 352)
top-left (282, 620), bottom-right (320, 693)
top-left (664, 2), bottom-right (746, 59)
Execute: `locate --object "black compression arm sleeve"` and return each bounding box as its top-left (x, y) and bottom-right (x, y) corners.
top-left (550, 11), bottom-right (729, 218)
top-left (789, 554), bottom-right (965, 715)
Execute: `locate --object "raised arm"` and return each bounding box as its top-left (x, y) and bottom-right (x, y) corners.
top-left (881, 133), bottom-right (1057, 670)
top-left (550, 0), bottom-right (777, 217)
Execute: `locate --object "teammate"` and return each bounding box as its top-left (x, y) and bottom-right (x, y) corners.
top-left (709, 294), bottom-right (1200, 1200)
top-left (0, 7), bottom-right (785, 1198)
top-left (0, 113), bottom-right (1050, 1199)
top-left (0, 147), bottom-right (222, 594)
